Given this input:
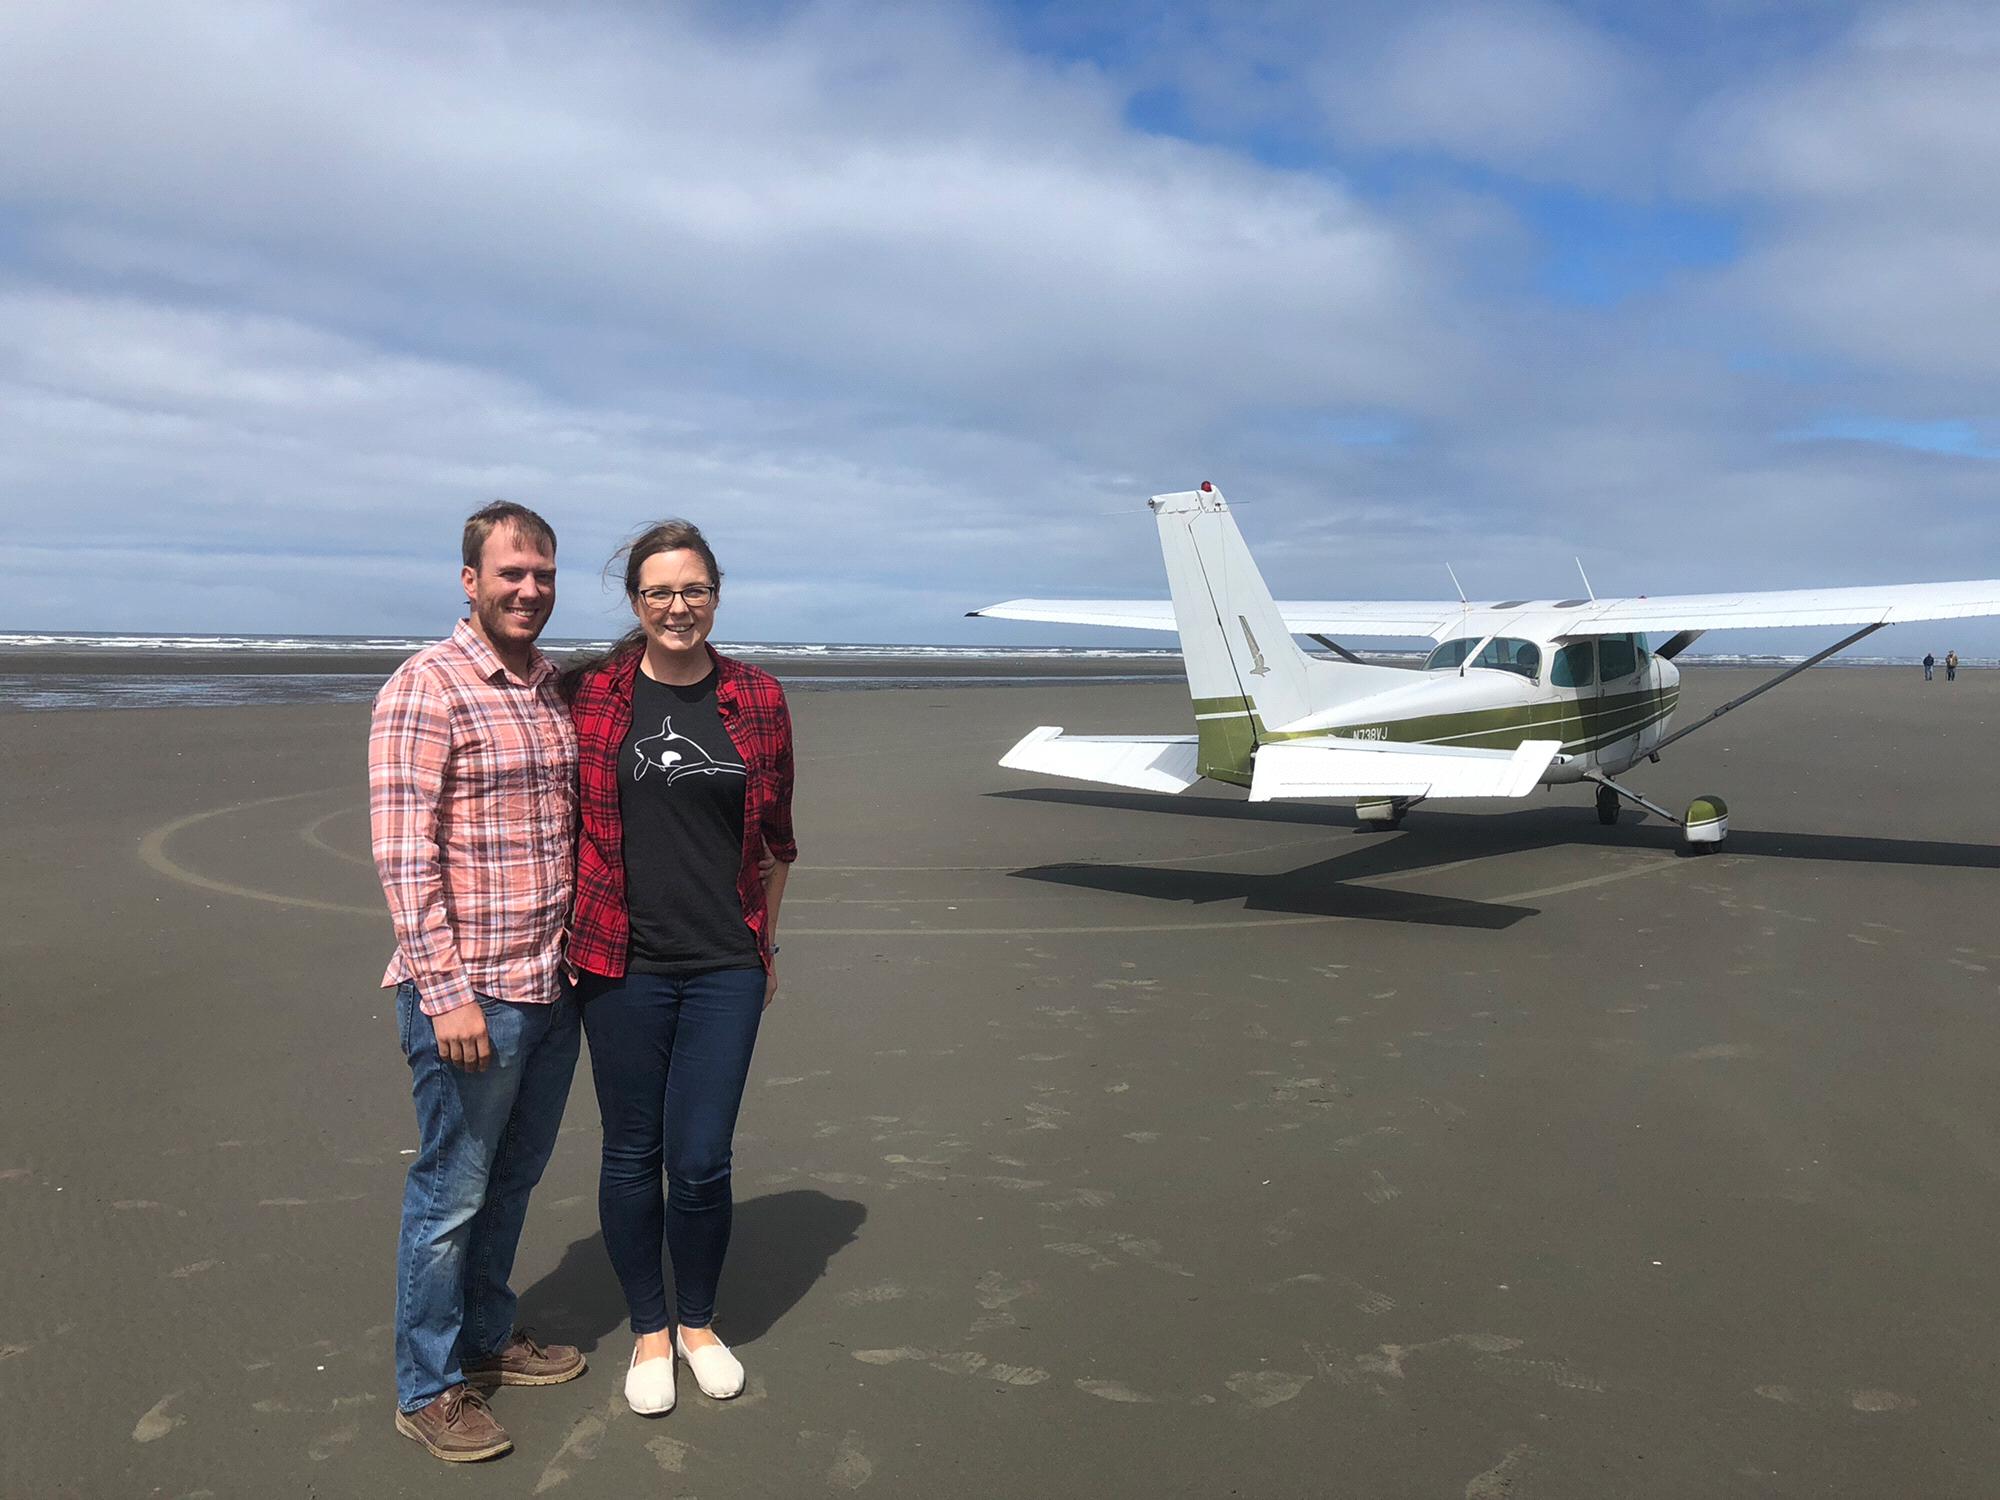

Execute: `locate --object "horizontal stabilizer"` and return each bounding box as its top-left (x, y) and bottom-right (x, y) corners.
top-left (999, 727), bottom-right (1200, 794)
top-left (1248, 737), bottom-right (1563, 803)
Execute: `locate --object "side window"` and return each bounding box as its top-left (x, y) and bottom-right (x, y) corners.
top-left (1599, 635), bottom-right (1637, 680)
top-left (1551, 642), bottom-right (1595, 688)
top-left (1474, 639), bottom-right (1540, 679)
top-left (1424, 638), bottom-right (1476, 671)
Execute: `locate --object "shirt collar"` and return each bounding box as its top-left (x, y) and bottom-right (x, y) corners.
top-left (451, 617), bottom-right (551, 688)
top-left (613, 642), bottom-right (731, 705)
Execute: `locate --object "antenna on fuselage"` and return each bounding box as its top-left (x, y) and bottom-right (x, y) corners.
top-left (1446, 563), bottom-right (1472, 674)
top-left (1574, 557), bottom-right (1596, 602)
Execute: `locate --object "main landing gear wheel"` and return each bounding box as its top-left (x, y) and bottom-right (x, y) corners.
top-left (1595, 783), bottom-right (1621, 826)
top-left (1356, 796), bottom-right (1415, 832)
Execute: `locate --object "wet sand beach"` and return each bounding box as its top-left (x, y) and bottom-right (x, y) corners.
top-left (0, 644), bottom-right (1193, 680)
top-left (4, 664), bottom-right (1999, 1496)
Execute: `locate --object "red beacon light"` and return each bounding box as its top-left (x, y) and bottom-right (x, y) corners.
top-left (1199, 480), bottom-right (1213, 492)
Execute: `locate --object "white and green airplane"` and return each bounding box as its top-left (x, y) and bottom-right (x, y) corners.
top-left (973, 482), bottom-right (2000, 847)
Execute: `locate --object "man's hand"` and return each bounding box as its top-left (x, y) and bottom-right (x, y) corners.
top-left (432, 1001), bottom-right (493, 1072)
top-left (764, 962), bottom-right (779, 1011)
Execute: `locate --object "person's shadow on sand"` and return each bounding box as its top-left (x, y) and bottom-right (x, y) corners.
top-left (515, 1190), bottom-right (866, 1352)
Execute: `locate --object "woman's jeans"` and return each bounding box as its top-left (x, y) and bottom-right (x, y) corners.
top-left (394, 983), bottom-right (580, 1411)
top-left (577, 965), bottom-right (765, 1334)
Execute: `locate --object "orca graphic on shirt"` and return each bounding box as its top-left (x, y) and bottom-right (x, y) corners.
top-left (632, 716), bottom-right (746, 784)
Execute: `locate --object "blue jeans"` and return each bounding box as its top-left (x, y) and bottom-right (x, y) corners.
top-left (577, 966), bottom-right (765, 1334)
top-left (393, 982), bottom-right (580, 1411)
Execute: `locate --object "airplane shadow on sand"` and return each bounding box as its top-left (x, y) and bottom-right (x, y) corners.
top-left (992, 788), bottom-right (2000, 928)
top-left (515, 1189), bottom-right (866, 1353)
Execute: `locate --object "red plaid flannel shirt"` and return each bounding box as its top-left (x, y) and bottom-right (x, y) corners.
top-left (568, 644), bottom-right (797, 978)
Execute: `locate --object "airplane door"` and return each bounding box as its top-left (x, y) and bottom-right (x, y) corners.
top-left (1549, 639), bottom-right (1599, 763)
top-left (1594, 632), bottom-right (1642, 770)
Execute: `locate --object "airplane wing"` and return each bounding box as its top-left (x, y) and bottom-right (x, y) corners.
top-left (1249, 737), bottom-right (1562, 803)
top-left (975, 580), bottom-right (2000, 643)
top-left (1000, 727), bottom-right (1201, 793)
top-left (971, 598), bottom-right (1463, 636)
top-left (1505, 580), bottom-right (2000, 639)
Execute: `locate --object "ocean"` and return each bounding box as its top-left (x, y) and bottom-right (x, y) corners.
top-left (0, 633), bottom-right (1189, 712)
top-left (0, 631), bottom-right (1974, 713)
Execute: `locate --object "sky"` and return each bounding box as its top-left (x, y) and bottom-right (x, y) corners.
top-left (2, 0), bottom-right (1997, 653)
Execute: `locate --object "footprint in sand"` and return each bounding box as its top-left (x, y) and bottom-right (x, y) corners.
top-left (307, 1424), bottom-right (357, 1461)
top-left (1464, 1443), bottom-right (1530, 1498)
top-left (975, 1272), bottom-right (1035, 1310)
top-left (828, 1432), bottom-right (873, 1489)
top-left (1076, 1379), bottom-right (1156, 1404)
top-left (852, 1346), bottom-right (1046, 1385)
top-left (1850, 1390), bottom-right (1918, 1412)
top-left (647, 1435), bottom-right (691, 1473)
top-left (1225, 1370), bottom-right (1308, 1408)
top-left (132, 1394), bottom-right (182, 1442)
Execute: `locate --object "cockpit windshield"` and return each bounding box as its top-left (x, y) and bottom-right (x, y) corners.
top-left (1422, 637), bottom-right (1542, 680)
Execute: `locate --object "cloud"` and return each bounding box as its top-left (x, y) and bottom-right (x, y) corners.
top-left (1313, 2), bottom-right (1656, 183)
top-left (1686, 2), bottom-right (2000, 380)
top-left (0, 0), bottom-right (1460, 422)
top-left (0, 0), bottom-right (1995, 655)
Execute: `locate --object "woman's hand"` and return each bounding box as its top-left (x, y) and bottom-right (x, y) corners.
top-left (763, 961), bottom-right (779, 1010)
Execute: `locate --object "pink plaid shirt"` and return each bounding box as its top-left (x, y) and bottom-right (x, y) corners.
top-left (369, 619), bottom-right (578, 1016)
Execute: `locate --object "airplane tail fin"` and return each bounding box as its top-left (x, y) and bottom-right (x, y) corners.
top-left (1151, 484), bottom-right (1402, 786)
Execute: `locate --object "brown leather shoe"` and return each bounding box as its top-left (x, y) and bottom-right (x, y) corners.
top-left (465, 1330), bottom-right (587, 1388)
top-left (394, 1383), bottom-right (512, 1463)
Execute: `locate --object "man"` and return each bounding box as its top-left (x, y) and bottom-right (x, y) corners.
top-left (370, 501), bottom-right (584, 1463)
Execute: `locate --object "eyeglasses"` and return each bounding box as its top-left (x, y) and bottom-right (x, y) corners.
top-left (636, 584), bottom-right (717, 608)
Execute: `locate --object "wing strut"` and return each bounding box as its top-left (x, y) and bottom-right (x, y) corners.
top-left (1308, 633), bottom-right (1366, 664)
top-left (1651, 622), bottom-right (1885, 756)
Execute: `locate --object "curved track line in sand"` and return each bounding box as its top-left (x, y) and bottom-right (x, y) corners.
top-left (143, 788), bottom-right (1698, 935)
top-left (1492, 854), bottom-right (1699, 903)
top-left (300, 806), bottom-right (373, 867)
top-left (139, 791), bottom-right (384, 917)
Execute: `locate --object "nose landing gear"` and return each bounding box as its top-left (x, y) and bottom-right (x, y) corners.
top-left (1585, 771), bottom-right (1730, 850)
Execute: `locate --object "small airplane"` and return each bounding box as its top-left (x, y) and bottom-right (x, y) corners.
top-left (971, 483), bottom-right (2000, 848)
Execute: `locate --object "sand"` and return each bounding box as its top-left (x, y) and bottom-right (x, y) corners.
top-left (0, 645), bottom-right (1190, 680)
top-left (3, 663), bottom-right (1998, 1497)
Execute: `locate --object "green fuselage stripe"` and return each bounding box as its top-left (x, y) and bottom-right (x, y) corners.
top-left (1187, 686), bottom-right (1681, 776)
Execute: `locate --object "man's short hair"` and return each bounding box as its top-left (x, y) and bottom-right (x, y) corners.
top-left (462, 501), bottom-right (558, 570)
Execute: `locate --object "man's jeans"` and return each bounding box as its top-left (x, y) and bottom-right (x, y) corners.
top-left (394, 982), bottom-right (580, 1412)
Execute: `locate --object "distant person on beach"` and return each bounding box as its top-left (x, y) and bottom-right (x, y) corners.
top-left (1947, 650), bottom-right (1959, 682)
top-left (564, 519), bottom-right (796, 1417)
top-left (370, 501), bottom-right (585, 1463)
top-left (1924, 652), bottom-right (1936, 681)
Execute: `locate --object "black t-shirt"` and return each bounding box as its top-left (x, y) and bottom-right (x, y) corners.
top-left (618, 667), bottom-right (761, 975)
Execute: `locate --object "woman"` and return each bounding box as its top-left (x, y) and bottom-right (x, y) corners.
top-left (566, 520), bottom-right (796, 1416)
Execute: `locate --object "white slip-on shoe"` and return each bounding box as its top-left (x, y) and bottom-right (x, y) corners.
top-left (625, 1341), bottom-right (676, 1415)
top-left (674, 1328), bottom-right (745, 1399)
